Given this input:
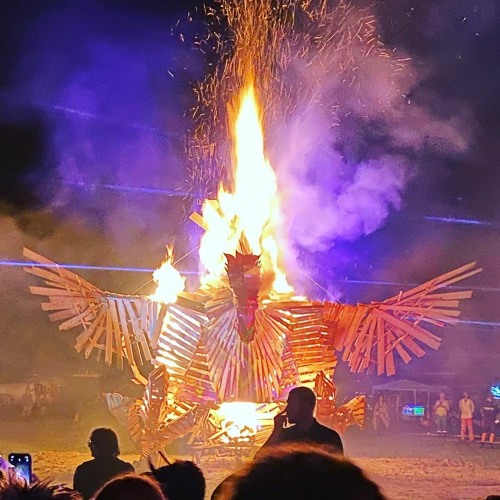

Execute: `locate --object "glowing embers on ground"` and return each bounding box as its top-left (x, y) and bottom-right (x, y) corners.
top-left (194, 77), bottom-right (292, 296)
top-left (150, 245), bottom-right (186, 304)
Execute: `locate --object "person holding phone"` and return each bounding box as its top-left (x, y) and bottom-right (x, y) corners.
top-left (73, 428), bottom-right (134, 499)
top-left (7, 453), bottom-right (32, 483)
top-left (261, 386), bottom-right (344, 454)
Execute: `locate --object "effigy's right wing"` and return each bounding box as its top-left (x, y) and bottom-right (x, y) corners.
top-left (23, 248), bottom-right (156, 378)
top-left (323, 262), bottom-right (481, 377)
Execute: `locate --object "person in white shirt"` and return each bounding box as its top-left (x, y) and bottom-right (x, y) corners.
top-left (459, 392), bottom-right (475, 442)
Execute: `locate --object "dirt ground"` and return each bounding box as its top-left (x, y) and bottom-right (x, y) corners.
top-left (1, 419), bottom-right (499, 500)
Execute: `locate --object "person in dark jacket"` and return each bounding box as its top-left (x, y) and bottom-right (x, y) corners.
top-left (73, 428), bottom-right (134, 499)
top-left (261, 386), bottom-right (343, 454)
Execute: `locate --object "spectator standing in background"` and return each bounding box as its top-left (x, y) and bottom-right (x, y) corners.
top-left (372, 395), bottom-right (390, 434)
top-left (433, 392), bottom-right (451, 437)
top-left (459, 392), bottom-right (475, 442)
top-left (480, 394), bottom-right (498, 448)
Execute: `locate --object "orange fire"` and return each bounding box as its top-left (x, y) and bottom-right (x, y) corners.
top-left (217, 402), bottom-right (278, 442)
top-left (198, 76), bottom-right (293, 295)
top-left (150, 245), bottom-right (186, 304)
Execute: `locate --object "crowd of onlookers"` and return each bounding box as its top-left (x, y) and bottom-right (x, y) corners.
top-left (0, 386), bottom-right (498, 499)
top-left (0, 443), bottom-right (388, 500)
top-left (371, 391), bottom-right (499, 446)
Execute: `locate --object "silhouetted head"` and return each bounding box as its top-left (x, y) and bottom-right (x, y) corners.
top-left (377, 395), bottom-right (385, 404)
top-left (217, 444), bottom-right (385, 500)
top-left (463, 392), bottom-right (469, 400)
top-left (439, 392), bottom-right (446, 400)
top-left (286, 387), bottom-right (316, 424)
top-left (0, 477), bottom-right (82, 499)
top-left (88, 428), bottom-right (120, 458)
top-left (94, 474), bottom-right (165, 500)
top-left (150, 459), bottom-right (205, 500)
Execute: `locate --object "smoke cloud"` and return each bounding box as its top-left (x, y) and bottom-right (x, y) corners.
top-left (268, 8), bottom-right (473, 275)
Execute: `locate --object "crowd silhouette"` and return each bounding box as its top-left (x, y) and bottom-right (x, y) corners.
top-left (1, 386), bottom-right (498, 499)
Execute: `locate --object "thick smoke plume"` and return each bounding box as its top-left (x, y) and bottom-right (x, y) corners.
top-left (267, 4), bottom-right (473, 279)
top-left (189, 0), bottom-right (475, 291)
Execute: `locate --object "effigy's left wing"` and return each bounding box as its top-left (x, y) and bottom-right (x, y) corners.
top-left (23, 248), bottom-right (156, 378)
top-left (324, 262), bottom-right (481, 376)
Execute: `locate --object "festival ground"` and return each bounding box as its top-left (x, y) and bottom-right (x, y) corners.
top-left (1, 417), bottom-right (498, 500)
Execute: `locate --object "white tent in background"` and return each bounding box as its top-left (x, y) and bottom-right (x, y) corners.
top-left (372, 379), bottom-right (445, 417)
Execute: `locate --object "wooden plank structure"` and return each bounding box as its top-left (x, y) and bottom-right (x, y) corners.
top-left (323, 262), bottom-right (481, 377)
top-left (23, 248), bottom-right (154, 384)
top-left (24, 247), bottom-right (480, 456)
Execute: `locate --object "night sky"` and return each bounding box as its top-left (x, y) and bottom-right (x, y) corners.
top-left (0, 0), bottom-right (499, 393)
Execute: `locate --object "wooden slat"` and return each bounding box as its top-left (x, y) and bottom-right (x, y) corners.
top-left (59, 306), bottom-right (98, 331)
top-left (23, 248), bottom-right (98, 289)
top-left (373, 309), bottom-right (442, 350)
top-left (151, 304), bottom-right (167, 349)
top-left (384, 262), bottom-right (478, 304)
top-left (125, 299), bottom-right (151, 361)
top-left (386, 330), bottom-right (412, 364)
top-left (359, 318), bottom-right (376, 373)
top-left (105, 309), bottom-right (113, 365)
top-left (385, 330), bottom-right (396, 376)
top-left (108, 300), bottom-right (124, 370)
top-left (116, 299), bottom-right (135, 365)
top-left (376, 317), bottom-right (385, 376)
top-left (74, 308), bottom-right (107, 352)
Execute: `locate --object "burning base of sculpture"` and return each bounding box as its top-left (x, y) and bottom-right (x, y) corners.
top-left (24, 247), bottom-right (480, 457)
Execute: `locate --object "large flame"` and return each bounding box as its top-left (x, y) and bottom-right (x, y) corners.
top-left (151, 246), bottom-right (186, 304)
top-left (198, 78), bottom-right (292, 295)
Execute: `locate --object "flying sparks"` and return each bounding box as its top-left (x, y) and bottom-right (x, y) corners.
top-left (187, 0), bottom-right (403, 196)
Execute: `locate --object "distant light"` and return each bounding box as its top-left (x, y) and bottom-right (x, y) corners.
top-left (491, 383), bottom-right (500, 400)
top-left (63, 180), bottom-right (199, 198)
top-left (0, 260), bottom-right (201, 275)
top-left (424, 216), bottom-right (493, 226)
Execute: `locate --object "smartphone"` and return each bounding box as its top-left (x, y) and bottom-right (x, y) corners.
top-left (281, 410), bottom-right (290, 428)
top-left (8, 453), bottom-right (32, 483)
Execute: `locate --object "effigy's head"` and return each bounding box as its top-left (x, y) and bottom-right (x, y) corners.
top-left (225, 251), bottom-right (261, 342)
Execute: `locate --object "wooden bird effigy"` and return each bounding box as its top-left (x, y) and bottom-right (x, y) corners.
top-left (23, 246), bottom-right (481, 457)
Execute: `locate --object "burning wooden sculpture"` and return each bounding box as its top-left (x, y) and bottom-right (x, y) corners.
top-left (23, 80), bottom-right (481, 457)
top-left (24, 247), bottom-right (480, 456)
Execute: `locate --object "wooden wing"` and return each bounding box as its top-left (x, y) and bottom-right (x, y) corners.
top-left (265, 300), bottom-right (337, 392)
top-left (23, 248), bottom-right (156, 378)
top-left (324, 262), bottom-right (481, 376)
